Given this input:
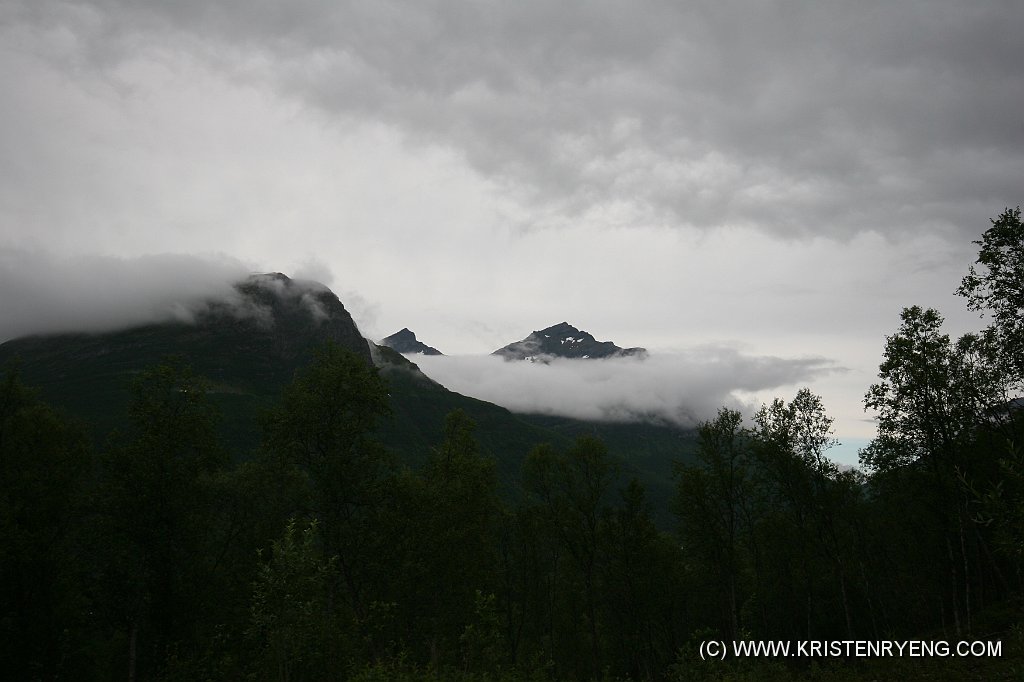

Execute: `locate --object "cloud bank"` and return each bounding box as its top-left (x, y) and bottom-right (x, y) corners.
top-left (0, 250), bottom-right (250, 342)
top-left (6, 0), bottom-right (1022, 240)
top-left (413, 350), bottom-right (839, 428)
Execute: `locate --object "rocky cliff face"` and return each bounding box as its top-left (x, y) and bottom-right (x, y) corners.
top-left (1, 272), bottom-right (372, 367)
top-left (219, 272), bottom-right (373, 366)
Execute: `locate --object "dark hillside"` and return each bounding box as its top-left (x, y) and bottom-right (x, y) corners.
top-left (0, 275), bottom-right (693, 513)
top-left (0, 273), bottom-right (371, 452)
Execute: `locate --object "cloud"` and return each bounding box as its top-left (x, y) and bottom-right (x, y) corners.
top-left (412, 349), bottom-right (838, 428)
top-left (6, 1), bottom-right (1022, 240)
top-left (0, 250), bottom-right (251, 342)
top-left (290, 257), bottom-right (335, 288)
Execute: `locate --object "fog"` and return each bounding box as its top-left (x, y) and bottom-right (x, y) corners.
top-left (0, 250), bottom-right (250, 342)
top-left (413, 350), bottom-right (839, 428)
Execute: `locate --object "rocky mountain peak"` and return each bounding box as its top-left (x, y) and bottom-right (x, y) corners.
top-left (492, 322), bottom-right (646, 362)
top-left (380, 328), bottom-right (443, 355)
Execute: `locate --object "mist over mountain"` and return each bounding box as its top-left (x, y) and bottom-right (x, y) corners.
top-left (0, 270), bottom-right (373, 438)
top-left (415, 349), bottom-right (836, 429)
top-left (0, 250), bottom-right (250, 343)
top-left (380, 328), bottom-right (443, 355)
top-left (493, 321), bottom-right (647, 362)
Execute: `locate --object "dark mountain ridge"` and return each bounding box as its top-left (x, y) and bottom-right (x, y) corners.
top-left (380, 327), bottom-right (443, 355)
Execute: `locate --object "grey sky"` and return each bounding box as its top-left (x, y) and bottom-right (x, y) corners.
top-left (1, 1), bottom-right (1021, 451)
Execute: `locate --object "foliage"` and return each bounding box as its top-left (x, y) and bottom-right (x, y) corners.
top-left (674, 408), bottom-right (752, 640)
top-left (958, 206), bottom-right (1024, 385)
top-left (862, 306), bottom-right (1001, 473)
top-left (0, 368), bottom-right (92, 678)
top-left (248, 518), bottom-right (341, 681)
top-left (95, 358), bottom-right (232, 678)
top-left (263, 342), bottom-right (391, 504)
top-left (968, 437), bottom-right (1024, 568)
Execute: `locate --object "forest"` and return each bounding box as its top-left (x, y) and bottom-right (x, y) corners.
top-left (2, 208), bottom-right (1023, 681)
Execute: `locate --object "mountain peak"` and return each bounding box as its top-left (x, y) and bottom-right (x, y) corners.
top-left (544, 321), bottom-right (579, 335)
top-left (380, 328), bottom-right (444, 356)
top-left (493, 322), bottom-right (646, 362)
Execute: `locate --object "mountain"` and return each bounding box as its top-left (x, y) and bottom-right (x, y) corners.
top-left (0, 273), bottom-right (558, 482)
top-left (380, 328), bottom-right (443, 355)
top-left (0, 275), bottom-right (690, 524)
top-left (0, 273), bottom-right (373, 447)
top-left (493, 321), bottom-right (647, 362)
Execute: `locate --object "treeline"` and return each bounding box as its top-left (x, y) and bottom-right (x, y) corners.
top-left (1, 208), bottom-right (1023, 681)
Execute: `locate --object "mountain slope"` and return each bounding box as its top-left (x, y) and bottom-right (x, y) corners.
top-left (0, 276), bottom-right (692, 522)
top-left (0, 273), bottom-right (372, 450)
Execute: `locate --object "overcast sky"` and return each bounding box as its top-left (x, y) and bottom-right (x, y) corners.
top-left (2, 1), bottom-right (1022, 460)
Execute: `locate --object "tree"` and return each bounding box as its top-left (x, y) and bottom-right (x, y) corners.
top-left (673, 408), bottom-right (751, 640)
top-left (264, 343), bottom-right (391, 498)
top-left (954, 206), bottom-right (1024, 621)
top-left (602, 479), bottom-right (687, 679)
top-left (248, 518), bottom-right (339, 682)
top-left (420, 410), bottom-right (500, 666)
top-left (522, 436), bottom-right (617, 678)
top-left (381, 409), bottom-right (501, 668)
top-left (752, 389), bottom-right (861, 638)
top-left (97, 358), bottom-right (229, 679)
top-left (862, 307), bottom-right (1001, 636)
top-left (755, 388), bottom-right (838, 474)
top-left (261, 342), bottom-right (391, 653)
top-left (0, 369), bottom-right (92, 678)
top-left (863, 306), bottom-right (987, 474)
top-left (957, 206), bottom-right (1024, 388)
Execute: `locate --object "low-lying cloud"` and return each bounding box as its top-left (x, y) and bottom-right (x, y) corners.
top-left (0, 249), bottom-right (250, 342)
top-left (413, 350), bottom-right (839, 428)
